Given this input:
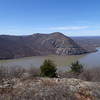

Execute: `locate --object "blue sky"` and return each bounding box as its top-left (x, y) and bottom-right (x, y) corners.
top-left (0, 0), bottom-right (100, 36)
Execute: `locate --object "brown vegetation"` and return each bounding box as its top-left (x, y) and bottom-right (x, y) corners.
top-left (0, 63), bottom-right (100, 100)
top-left (0, 77), bottom-right (100, 100)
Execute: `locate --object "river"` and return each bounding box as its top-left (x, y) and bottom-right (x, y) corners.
top-left (80, 48), bottom-right (100, 68)
top-left (0, 48), bottom-right (100, 71)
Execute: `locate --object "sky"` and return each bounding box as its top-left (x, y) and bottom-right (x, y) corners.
top-left (0, 0), bottom-right (100, 36)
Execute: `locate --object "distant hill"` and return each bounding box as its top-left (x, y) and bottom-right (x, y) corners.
top-left (72, 36), bottom-right (100, 52)
top-left (0, 32), bottom-right (88, 59)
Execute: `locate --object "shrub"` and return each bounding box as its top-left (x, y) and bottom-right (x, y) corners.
top-left (40, 59), bottom-right (57, 77)
top-left (0, 66), bottom-right (8, 79)
top-left (79, 67), bottom-right (100, 82)
top-left (28, 67), bottom-right (40, 77)
top-left (70, 61), bottom-right (83, 73)
top-left (9, 66), bottom-right (26, 78)
top-left (0, 66), bottom-right (26, 79)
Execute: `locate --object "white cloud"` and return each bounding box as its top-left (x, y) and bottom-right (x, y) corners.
top-left (48, 26), bottom-right (89, 30)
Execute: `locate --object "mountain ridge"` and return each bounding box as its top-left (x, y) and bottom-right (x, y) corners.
top-left (0, 32), bottom-right (88, 59)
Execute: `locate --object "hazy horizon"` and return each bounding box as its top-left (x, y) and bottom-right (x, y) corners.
top-left (0, 32), bottom-right (100, 37)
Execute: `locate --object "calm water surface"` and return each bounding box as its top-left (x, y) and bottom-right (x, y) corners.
top-left (0, 55), bottom-right (84, 68)
top-left (0, 48), bottom-right (100, 71)
top-left (80, 48), bottom-right (100, 68)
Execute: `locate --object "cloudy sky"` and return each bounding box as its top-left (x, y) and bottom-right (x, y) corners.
top-left (0, 0), bottom-right (100, 36)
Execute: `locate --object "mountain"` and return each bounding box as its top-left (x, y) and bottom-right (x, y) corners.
top-left (0, 32), bottom-right (88, 59)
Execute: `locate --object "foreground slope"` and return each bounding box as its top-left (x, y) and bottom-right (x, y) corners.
top-left (0, 78), bottom-right (100, 100)
top-left (0, 32), bottom-right (87, 59)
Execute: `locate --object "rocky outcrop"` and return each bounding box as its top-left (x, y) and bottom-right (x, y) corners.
top-left (0, 32), bottom-right (88, 59)
top-left (0, 78), bottom-right (100, 100)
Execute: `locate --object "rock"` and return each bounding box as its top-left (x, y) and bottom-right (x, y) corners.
top-left (0, 78), bottom-right (100, 100)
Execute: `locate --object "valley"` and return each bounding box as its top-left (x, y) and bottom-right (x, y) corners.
top-left (0, 34), bottom-right (100, 70)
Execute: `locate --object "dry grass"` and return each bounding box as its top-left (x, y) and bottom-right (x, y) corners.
top-left (0, 78), bottom-right (76, 100)
top-left (27, 67), bottom-right (40, 77)
top-left (1, 65), bottom-right (100, 82)
top-left (40, 78), bottom-right (58, 87)
top-left (0, 66), bottom-right (40, 80)
top-left (79, 67), bottom-right (100, 82)
top-left (58, 67), bottom-right (100, 82)
top-left (0, 65), bottom-right (100, 100)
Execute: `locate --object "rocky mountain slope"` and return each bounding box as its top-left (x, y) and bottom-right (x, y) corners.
top-left (0, 32), bottom-right (88, 59)
top-left (0, 78), bottom-right (100, 100)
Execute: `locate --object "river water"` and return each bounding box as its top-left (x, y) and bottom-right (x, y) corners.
top-left (80, 48), bottom-right (100, 68)
top-left (0, 48), bottom-right (100, 70)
